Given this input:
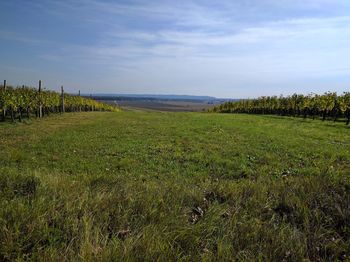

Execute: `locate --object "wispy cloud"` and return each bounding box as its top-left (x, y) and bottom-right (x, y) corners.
top-left (0, 30), bottom-right (46, 44)
top-left (41, 15), bottom-right (350, 62)
top-left (1, 0), bottom-right (350, 97)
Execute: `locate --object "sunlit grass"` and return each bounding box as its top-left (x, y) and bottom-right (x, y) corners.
top-left (0, 111), bottom-right (349, 260)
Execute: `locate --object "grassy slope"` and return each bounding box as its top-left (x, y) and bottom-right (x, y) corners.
top-left (0, 111), bottom-right (349, 261)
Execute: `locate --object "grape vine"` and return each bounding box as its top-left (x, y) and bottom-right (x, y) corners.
top-left (0, 85), bottom-right (119, 122)
top-left (210, 92), bottom-right (350, 125)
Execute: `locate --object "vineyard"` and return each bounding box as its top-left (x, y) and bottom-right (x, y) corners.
top-left (0, 81), bottom-right (118, 122)
top-left (211, 92), bottom-right (350, 124)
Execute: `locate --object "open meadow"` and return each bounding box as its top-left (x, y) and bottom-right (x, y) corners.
top-left (0, 110), bottom-right (349, 261)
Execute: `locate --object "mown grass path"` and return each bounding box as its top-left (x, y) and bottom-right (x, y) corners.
top-left (0, 111), bottom-right (349, 261)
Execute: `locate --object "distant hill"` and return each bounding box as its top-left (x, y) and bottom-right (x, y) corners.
top-left (85, 94), bottom-right (239, 104)
top-left (88, 94), bottom-right (218, 101)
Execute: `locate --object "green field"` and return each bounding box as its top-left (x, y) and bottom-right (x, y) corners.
top-left (0, 111), bottom-right (349, 261)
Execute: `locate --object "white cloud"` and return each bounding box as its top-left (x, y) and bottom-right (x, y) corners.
top-left (64, 15), bottom-right (350, 59)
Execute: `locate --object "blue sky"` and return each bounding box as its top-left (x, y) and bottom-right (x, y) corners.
top-left (0, 0), bottom-right (350, 98)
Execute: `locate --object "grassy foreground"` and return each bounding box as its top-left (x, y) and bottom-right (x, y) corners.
top-left (0, 111), bottom-right (349, 261)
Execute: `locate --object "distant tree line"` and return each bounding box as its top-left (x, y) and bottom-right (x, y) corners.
top-left (1, 83), bottom-right (119, 122)
top-left (210, 92), bottom-right (350, 125)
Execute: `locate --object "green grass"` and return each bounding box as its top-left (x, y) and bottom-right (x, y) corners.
top-left (0, 111), bottom-right (349, 261)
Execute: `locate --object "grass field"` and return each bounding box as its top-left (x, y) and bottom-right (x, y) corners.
top-left (0, 111), bottom-right (349, 261)
top-left (110, 100), bottom-right (216, 112)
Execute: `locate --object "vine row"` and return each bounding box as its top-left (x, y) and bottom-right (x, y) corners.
top-left (1, 81), bottom-right (119, 122)
top-left (210, 92), bottom-right (350, 125)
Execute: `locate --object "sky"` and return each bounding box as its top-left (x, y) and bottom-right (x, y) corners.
top-left (0, 0), bottom-right (350, 98)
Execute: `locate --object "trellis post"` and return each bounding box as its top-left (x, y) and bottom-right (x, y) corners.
top-left (1, 80), bottom-right (6, 121)
top-left (61, 86), bottom-right (65, 113)
top-left (38, 80), bottom-right (43, 118)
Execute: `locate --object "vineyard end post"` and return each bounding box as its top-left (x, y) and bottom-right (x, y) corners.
top-left (61, 86), bottom-right (65, 113)
top-left (78, 90), bottom-right (81, 111)
top-left (38, 80), bottom-right (43, 118)
top-left (1, 80), bottom-right (6, 121)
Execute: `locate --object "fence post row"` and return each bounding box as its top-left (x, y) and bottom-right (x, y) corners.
top-left (61, 86), bottom-right (65, 113)
top-left (1, 80), bottom-right (114, 122)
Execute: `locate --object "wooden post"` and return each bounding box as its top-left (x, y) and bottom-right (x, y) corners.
top-left (1, 80), bottom-right (6, 121)
top-left (78, 90), bottom-right (82, 111)
top-left (90, 94), bottom-right (93, 111)
top-left (38, 80), bottom-right (43, 118)
top-left (61, 86), bottom-right (65, 113)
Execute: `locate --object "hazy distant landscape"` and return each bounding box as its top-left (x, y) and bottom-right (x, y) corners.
top-left (92, 94), bottom-right (232, 112)
top-left (116, 100), bottom-right (213, 112)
